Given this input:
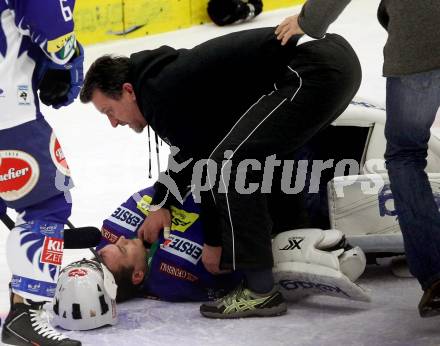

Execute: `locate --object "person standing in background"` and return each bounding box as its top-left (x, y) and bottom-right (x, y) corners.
top-left (0, 0), bottom-right (83, 345)
top-left (275, 0), bottom-right (440, 317)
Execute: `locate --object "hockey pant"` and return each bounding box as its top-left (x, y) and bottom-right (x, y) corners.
top-left (0, 118), bottom-right (73, 301)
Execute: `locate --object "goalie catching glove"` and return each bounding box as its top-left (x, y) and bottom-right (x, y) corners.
top-left (207, 0), bottom-right (262, 26)
top-left (38, 42), bottom-right (84, 109)
top-left (272, 229), bottom-right (370, 302)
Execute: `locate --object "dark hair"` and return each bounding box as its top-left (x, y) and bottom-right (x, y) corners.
top-left (80, 55), bottom-right (131, 103)
top-left (90, 255), bottom-right (142, 303)
top-left (112, 265), bottom-right (143, 303)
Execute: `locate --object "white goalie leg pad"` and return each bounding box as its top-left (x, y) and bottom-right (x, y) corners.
top-left (273, 262), bottom-right (370, 302)
top-left (272, 229), bottom-right (370, 302)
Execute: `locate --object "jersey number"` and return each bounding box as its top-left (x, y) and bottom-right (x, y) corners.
top-left (59, 0), bottom-right (73, 22)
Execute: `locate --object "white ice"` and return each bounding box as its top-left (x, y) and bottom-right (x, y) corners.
top-left (2, 1), bottom-right (440, 345)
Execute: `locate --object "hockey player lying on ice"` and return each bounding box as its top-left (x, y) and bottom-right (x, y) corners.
top-left (94, 185), bottom-right (369, 304)
top-left (50, 183), bottom-right (370, 330)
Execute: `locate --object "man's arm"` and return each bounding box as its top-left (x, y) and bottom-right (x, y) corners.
top-left (14, 0), bottom-right (77, 64)
top-left (298, 0), bottom-right (352, 38)
top-left (276, 0), bottom-right (351, 45)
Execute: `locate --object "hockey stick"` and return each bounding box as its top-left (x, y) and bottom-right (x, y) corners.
top-left (0, 212), bottom-right (102, 249)
top-left (66, 220), bottom-right (75, 229)
top-left (0, 212), bottom-right (14, 230)
top-left (64, 226), bottom-right (102, 249)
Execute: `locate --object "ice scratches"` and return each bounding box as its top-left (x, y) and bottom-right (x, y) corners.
top-left (60, 267), bottom-right (440, 346)
top-left (64, 298), bottom-right (291, 346)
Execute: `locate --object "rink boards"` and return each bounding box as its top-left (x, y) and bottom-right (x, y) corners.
top-left (74, 0), bottom-right (305, 45)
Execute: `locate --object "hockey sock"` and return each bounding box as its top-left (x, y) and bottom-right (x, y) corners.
top-left (243, 269), bottom-right (274, 294)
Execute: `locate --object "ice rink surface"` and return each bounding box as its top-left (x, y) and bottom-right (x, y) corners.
top-left (2, 1), bottom-right (440, 345)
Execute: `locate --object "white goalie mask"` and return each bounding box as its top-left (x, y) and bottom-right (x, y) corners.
top-left (51, 258), bottom-right (118, 330)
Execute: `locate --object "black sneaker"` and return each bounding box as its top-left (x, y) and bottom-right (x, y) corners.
top-left (1, 299), bottom-right (81, 345)
top-left (419, 280), bottom-right (440, 318)
top-left (200, 282), bottom-right (287, 319)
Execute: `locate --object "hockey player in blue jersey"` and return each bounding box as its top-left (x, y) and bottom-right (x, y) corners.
top-left (95, 185), bottom-right (368, 308)
top-left (96, 186), bottom-right (243, 303)
top-left (0, 1), bottom-right (83, 345)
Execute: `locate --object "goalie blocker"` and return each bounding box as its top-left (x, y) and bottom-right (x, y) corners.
top-left (272, 229), bottom-right (370, 302)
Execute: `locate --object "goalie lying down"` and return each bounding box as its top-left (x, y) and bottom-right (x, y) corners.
top-left (51, 183), bottom-right (371, 330)
top-left (93, 186), bottom-right (369, 304)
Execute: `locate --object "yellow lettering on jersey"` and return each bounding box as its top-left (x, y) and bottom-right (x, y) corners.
top-left (170, 206), bottom-right (199, 233)
top-left (136, 195), bottom-right (153, 216)
top-left (136, 194), bottom-right (199, 232)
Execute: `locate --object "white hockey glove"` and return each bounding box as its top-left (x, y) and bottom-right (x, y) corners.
top-left (272, 229), bottom-right (370, 302)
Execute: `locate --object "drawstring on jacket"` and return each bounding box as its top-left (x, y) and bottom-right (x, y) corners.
top-left (155, 132), bottom-right (161, 173)
top-left (147, 125), bottom-right (162, 179)
top-left (147, 125), bottom-right (152, 179)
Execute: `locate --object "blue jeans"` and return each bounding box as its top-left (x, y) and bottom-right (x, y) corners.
top-left (385, 69), bottom-right (440, 290)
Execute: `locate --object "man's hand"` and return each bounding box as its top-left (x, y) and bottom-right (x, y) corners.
top-left (275, 14), bottom-right (304, 46)
top-left (137, 208), bottom-right (171, 244)
top-left (202, 244), bottom-right (223, 274)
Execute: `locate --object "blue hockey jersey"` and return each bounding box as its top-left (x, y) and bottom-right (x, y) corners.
top-left (0, 0), bottom-right (77, 129)
top-left (97, 187), bottom-right (242, 302)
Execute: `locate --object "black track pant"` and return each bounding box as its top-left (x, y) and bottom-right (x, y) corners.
top-left (200, 34), bottom-right (362, 270)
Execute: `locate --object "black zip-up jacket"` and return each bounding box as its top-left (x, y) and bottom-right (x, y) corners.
top-left (129, 27), bottom-right (302, 208)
